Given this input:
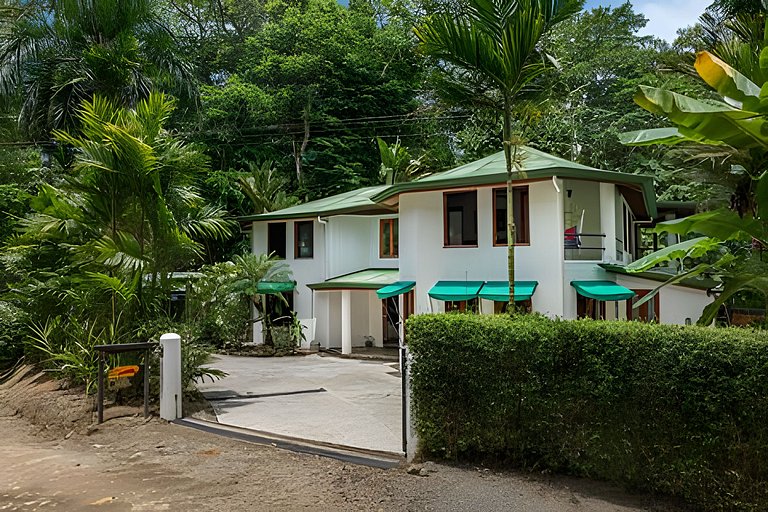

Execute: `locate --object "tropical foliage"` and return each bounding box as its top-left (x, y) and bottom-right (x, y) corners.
top-left (622, 49), bottom-right (768, 324)
top-left (0, 0), bottom-right (193, 139)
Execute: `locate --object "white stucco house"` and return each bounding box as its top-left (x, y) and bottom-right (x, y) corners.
top-left (242, 147), bottom-right (714, 354)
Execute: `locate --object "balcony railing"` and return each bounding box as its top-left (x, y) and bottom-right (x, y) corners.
top-left (564, 233), bottom-right (605, 261)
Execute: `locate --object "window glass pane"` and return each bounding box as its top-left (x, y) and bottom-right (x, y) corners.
top-left (494, 187), bottom-right (529, 244)
top-left (381, 220), bottom-right (391, 257)
top-left (393, 219), bottom-right (399, 257)
top-left (267, 222), bottom-right (287, 258)
top-left (445, 191), bottom-right (477, 245)
top-left (295, 221), bottom-right (313, 258)
top-left (495, 189), bottom-right (507, 244)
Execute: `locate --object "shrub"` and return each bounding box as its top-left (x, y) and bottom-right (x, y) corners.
top-left (407, 314), bottom-right (768, 511)
top-left (0, 301), bottom-right (28, 369)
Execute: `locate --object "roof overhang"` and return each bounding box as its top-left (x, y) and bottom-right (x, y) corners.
top-left (371, 167), bottom-right (657, 219)
top-left (599, 263), bottom-right (718, 291)
top-left (308, 268), bottom-right (399, 291)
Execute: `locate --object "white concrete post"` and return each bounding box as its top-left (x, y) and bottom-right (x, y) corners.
top-left (160, 333), bottom-right (182, 421)
top-left (341, 290), bottom-right (352, 355)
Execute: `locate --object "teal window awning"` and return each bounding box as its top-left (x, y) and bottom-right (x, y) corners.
top-left (256, 281), bottom-right (296, 294)
top-left (478, 281), bottom-right (538, 302)
top-left (428, 281), bottom-right (484, 301)
top-left (377, 281), bottom-right (415, 300)
top-left (571, 280), bottom-right (635, 301)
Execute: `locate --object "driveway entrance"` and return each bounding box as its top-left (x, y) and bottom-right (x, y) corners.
top-left (197, 354), bottom-right (402, 454)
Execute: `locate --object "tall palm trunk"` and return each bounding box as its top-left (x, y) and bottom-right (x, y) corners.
top-left (503, 93), bottom-right (516, 312)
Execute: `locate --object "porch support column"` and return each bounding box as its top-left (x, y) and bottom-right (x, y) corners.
top-left (341, 289), bottom-right (352, 355)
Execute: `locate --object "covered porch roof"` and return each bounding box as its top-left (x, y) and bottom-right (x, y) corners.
top-left (307, 268), bottom-right (399, 291)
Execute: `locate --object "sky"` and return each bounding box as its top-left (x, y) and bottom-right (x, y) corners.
top-left (583, 0), bottom-right (709, 42)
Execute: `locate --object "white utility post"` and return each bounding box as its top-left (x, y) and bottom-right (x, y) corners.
top-left (159, 333), bottom-right (182, 421)
top-left (341, 290), bottom-right (352, 355)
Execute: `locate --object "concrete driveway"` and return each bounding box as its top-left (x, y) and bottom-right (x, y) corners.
top-left (197, 354), bottom-right (403, 454)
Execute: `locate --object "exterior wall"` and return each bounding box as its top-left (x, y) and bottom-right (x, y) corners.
top-left (251, 214), bottom-right (397, 348)
top-left (398, 180), bottom-right (565, 318)
top-left (326, 215), bottom-right (399, 278)
top-left (600, 183), bottom-right (618, 262)
top-left (251, 218), bottom-right (326, 345)
top-left (563, 179), bottom-right (601, 235)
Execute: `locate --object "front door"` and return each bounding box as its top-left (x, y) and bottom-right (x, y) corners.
top-left (382, 297), bottom-right (399, 346)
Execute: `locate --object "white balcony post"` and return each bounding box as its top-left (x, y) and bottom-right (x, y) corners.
top-left (159, 333), bottom-right (182, 421)
top-left (341, 290), bottom-right (352, 355)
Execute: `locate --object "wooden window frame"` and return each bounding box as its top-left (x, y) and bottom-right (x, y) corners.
top-left (443, 190), bottom-right (479, 248)
top-left (627, 290), bottom-right (660, 322)
top-left (577, 295), bottom-right (606, 320)
top-left (492, 186), bottom-right (530, 247)
top-left (294, 221), bottom-right (314, 259)
top-left (379, 218), bottom-right (398, 258)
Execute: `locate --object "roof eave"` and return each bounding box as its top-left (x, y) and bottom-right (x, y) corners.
top-left (599, 263), bottom-right (716, 290)
top-left (238, 205), bottom-right (396, 222)
top-left (371, 168), bottom-right (657, 218)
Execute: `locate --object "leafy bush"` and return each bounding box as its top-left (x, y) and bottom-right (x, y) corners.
top-left (137, 318), bottom-right (226, 389)
top-left (407, 314), bottom-right (768, 511)
top-left (0, 301), bottom-right (28, 369)
top-left (26, 317), bottom-right (106, 393)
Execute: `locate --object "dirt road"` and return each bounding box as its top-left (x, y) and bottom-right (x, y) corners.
top-left (0, 367), bottom-right (682, 511)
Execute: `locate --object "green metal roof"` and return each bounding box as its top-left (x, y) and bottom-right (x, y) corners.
top-left (478, 281), bottom-right (538, 302)
top-left (371, 147), bottom-right (658, 218)
top-left (240, 185), bottom-right (393, 221)
top-left (256, 281), bottom-right (296, 294)
top-left (376, 281), bottom-right (415, 299)
top-left (308, 268), bottom-right (398, 290)
top-left (428, 281), bottom-right (484, 301)
top-left (599, 263), bottom-right (718, 290)
top-left (571, 280), bottom-right (636, 301)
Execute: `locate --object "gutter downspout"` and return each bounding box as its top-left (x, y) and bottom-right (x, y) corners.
top-left (552, 175), bottom-right (561, 193)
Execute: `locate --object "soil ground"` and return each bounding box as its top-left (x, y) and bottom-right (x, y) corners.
top-left (0, 365), bottom-right (684, 511)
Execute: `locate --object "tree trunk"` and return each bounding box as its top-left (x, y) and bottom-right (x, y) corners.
top-left (293, 98), bottom-right (311, 184)
top-left (503, 93), bottom-right (516, 313)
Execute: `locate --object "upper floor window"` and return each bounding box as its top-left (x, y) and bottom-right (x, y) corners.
top-left (493, 187), bottom-right (530, 245)
top-left (444, 191), bottom-right (478, 247)
top-left (267, 222), bottom-right (287, 259)
top-left (380, 218), bottom-right (398, 258)
top-left (294, 221), bottom-right (314, 259)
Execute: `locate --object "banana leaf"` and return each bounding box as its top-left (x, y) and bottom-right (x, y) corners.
top-left (655, 209), bottom-right (766, 243)
top-left (626, 237), bottom-right (720, 272)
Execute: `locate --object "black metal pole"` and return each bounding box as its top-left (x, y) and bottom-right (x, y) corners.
top-left (97, 352), bottom-right (104, 424)
top-left (143, 348), bottom-right (150, 419)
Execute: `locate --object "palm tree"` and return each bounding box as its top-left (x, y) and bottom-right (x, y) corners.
top-left (238, 161), bottom-right (300, 214)
top-left (21, 92), bottom-right (233, 329)
top-left (415, 0), bottom-right (581, 309)
top-left (0, 0), bottom-right (194, 140)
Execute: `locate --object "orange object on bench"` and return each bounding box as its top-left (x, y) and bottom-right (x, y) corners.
top-left (107, 365), bottom-right (140, 380)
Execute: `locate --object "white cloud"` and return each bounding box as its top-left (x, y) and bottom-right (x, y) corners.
top-left (632, 0), bottom-right (708, 42)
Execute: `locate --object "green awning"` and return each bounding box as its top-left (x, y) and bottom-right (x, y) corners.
top-left (377, 281), bottom-right (415, 300)
top-left (308, 268), bottom-right (399, 290)
top-left (428, 281), bottom-right (484, 301)
top-left (478, 281), bottom-right (538, 302)
top-left (256, 281), bottom-right (296, 294)
top-left (571, 280), bottom-right (636, 301)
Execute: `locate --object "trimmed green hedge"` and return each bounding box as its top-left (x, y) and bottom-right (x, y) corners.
top-left (407, 314), bottom-right (768, 511)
